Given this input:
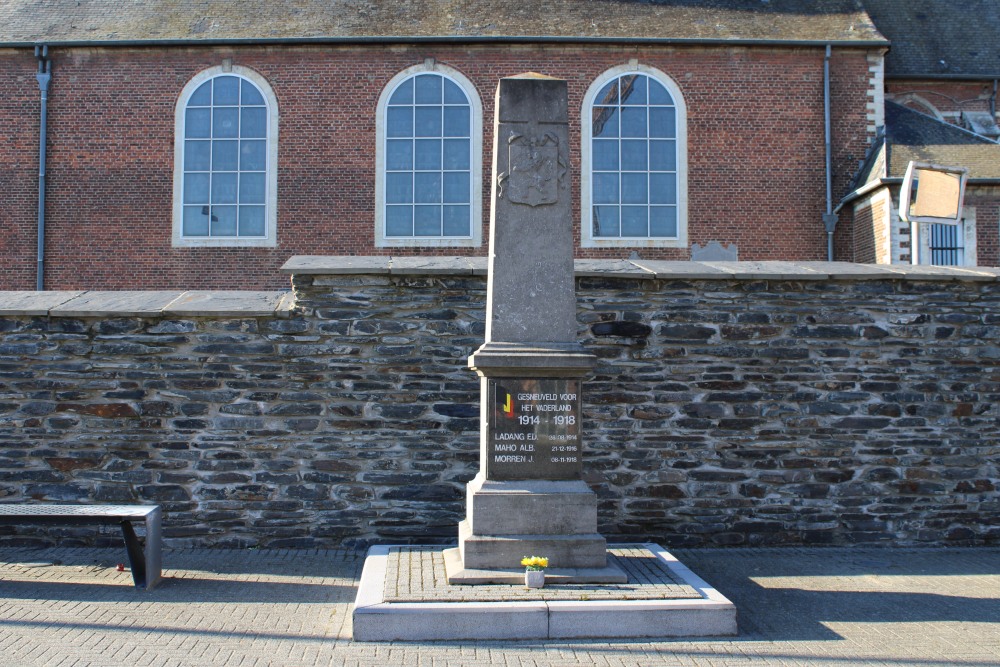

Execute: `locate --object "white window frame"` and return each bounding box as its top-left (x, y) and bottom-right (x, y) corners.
top-left (375, 62), bottom-right (483, 248)
top-left (172, 65), bottom-right (279, 248)
top-left (581, 63), bottom-right (688, 249)
top-left (917, 206), bottom-right (977, 267)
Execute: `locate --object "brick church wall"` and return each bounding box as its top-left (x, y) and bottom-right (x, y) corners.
top-left (0, 44), bottom-right (874, 290)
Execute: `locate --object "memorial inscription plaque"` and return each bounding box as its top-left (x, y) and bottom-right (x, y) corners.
top-left (486, 378), bottom-right (582, 480)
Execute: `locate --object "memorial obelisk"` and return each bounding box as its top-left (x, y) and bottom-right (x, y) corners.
top-left (445, 74), bottom-right (625, 583)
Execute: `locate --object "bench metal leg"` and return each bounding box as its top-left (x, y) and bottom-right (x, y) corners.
top-left (118, 509), bottom-right (162, 590)
top-left (120, 520), bottom-right (148, 589)
top-left (144, 507), bottom-right (162, 590)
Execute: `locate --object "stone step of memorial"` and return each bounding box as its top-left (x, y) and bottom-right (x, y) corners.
top-left (456, 520), bottom-right (617, 573)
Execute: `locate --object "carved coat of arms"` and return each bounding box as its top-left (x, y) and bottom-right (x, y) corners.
top-left (498, 132), bottom-right (568, 207)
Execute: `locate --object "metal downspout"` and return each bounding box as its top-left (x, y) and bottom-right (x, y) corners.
top-left (822, 44), bottom-right (839, 261)
top-left (35, 45), bottom-right (51, 291)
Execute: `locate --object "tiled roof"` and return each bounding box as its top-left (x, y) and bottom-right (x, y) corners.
top-left (884, 102), bottom-right (1000, 181)
top-left (0, 0), bottom-right (885, 45)
top-left (862, 0), bottom-right (1000, 78)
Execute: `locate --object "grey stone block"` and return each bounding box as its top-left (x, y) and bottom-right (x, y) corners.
top-left (627, 260), bottom-right (731, 279)
top-left (465, 477), bottom-right (598, 535)
top-left (573, 259), bottom-right (654, 279)
top-left (700, 261), bottom-right (828, 280)
top-left (280, 255), bottom-right (391, 274)
top-left (0, 291), bottom-right (84, 315)
top-left (163, 291), bottom-right (289, 316)
top-left (51, 291), bottom-right (185, 317)
top-left (458, 520), bottom-right (608, 569)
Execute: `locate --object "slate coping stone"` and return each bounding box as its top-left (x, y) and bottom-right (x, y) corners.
top-left (50, 291), bottom-right (186, 317)
top-left (0, 291), bottom-right (84, 316)
top-left (628, 260), bottom-right (731, 279)
top-left (163, 291), bottom-right (293, 317)
top-left (574, 259), bottom-right (654, 279)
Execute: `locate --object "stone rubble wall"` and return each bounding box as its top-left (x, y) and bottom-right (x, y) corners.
top-left (1, 259), bottom-right (998, 548)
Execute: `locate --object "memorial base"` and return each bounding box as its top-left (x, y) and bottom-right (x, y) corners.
top-left (352, 543), bottom-right (738, 641)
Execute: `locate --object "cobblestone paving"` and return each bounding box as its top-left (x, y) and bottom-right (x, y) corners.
top-left (385, 545), bottom-right (699, 602)
top-left (1, 546), bottom-right (998, 666)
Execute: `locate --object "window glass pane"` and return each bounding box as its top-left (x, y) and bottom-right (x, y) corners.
top-left (213, 140), bottom-right (239, 171)
top-left (620, 75), bottom-right (647, 105)
top-left (648, 79), bottom-right (674, 106)
top-left (621, 173), bottom-right (648, 204)
top-left (593, 173), bottom-right (619, 204)
top-left (595, 80), bottom-right (618, 105)
top-left (386, 173), bottom-right (413, 204)
top-left (414, 74), bottom-right (443, 104)
top-left (386, 206), bottom-right (413, 236)
top-left (443, 79), bottom-right (467, 104)
top-left (649, 107), bottom-right (676, 139)
top-left (387, 107), bottom-right (414, 137)
top-left (189, 81), bottom-right (212, 106)
top-left (649, 206), bottom-right (677, 237)
top-left (213, 76), bottom-right (240, 105)
top-left (443, 106), bottom-right (470, 137)
top-left (592, 107), bottom-right (619, 138)
top-left (241, 108), bottom-right (267, 138)
top-left (414, 139), bottom-right (442, 170)
top-left (238, 206), bottom-right (266, 236)
top-left (211, 205), bottom-right (238, 236)
top-left (650, 173), bottom-right (676, 205)
top-left (621, 206), bottom-right (648, 236)
top-left (387, 139), bottom-right (413, 170)
top-left (443, 139), bottom-right (470, 170)
top-left (414, 173), bottom-right (442, 203)
top-left (650, 140), bottom-right (677, 171)
top-left (620, 107), bottom-right (647, 137)
top-left (213, 107), bottom-right (239, 138)
top-left (183, 206), bottom-right (210, 236)
top-left (185, 108), bottom-right (211, 138)
top-left (240, 82), bottom-right (265, 106)
top-left (389, 79), bottom-right (414, 105)
top-left (443, 205), bottom-right (470, 236)
top-left (211, 172), bottom-right (238, 204)
top-left (593, 206), bottom-right (620, 237)
top-left (184, 140), bottom-right (211, 171)
top-left (444, 172), bottom-right (470, 203)
top-left (240, 140), bottom-right (266, 171)
top-left (414, 107), bottom-right (442, 137)
top-left (593, 139), bottom-right (619, 171)
top-left (183, 173), bottom-right (210, 204)
top-left (239, 173), bottom-right (266, 204)
top-left (620, 140), bottom-right (648, 171)
top-left (414, 205), bottom-right (442, 236)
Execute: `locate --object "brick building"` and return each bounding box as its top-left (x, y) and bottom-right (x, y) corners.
top-left (843, 1), bottom-right (1000, 267)
top-left (0, 0), bottom-right (891, 289)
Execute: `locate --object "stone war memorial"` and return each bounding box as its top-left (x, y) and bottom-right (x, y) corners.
top-left (352, 74), bottom-right (737, 641)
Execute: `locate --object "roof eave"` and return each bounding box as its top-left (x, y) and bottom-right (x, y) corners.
top-left (0, 35), bottom-right (891, 49)
top-left (886, 73), bottom-right (1000, 81)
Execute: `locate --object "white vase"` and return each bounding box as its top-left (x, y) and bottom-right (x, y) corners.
top-left (525, 570), bottom-right (545, 588)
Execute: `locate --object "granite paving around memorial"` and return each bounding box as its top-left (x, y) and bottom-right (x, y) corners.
top-left (1, 545), bottom-right (998, 666)
top-left (383, 545), bottom-right (699, 602)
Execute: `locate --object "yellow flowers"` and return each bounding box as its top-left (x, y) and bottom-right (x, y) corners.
top-left (521, 556), bottom-right (548, 571)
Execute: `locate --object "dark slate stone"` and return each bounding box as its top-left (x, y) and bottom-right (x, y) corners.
top-left (658, 324), bottom-right (716, 341)
top-left (432, 403), bottom-right (478, 418)
top-left (591, 321), bottom-right (653, 338)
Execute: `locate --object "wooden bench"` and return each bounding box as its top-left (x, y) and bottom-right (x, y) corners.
top-left (0, 504), bottom-right (162, 590)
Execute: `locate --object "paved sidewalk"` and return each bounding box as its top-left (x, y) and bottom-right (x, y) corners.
top-left (1, 545), bottom-right (998, 666)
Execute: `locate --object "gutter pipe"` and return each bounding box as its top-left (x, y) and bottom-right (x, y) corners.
top-left (35, 45), bottom-right (51, 291)
top-left (822, 44), bottom-right (839, 261)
